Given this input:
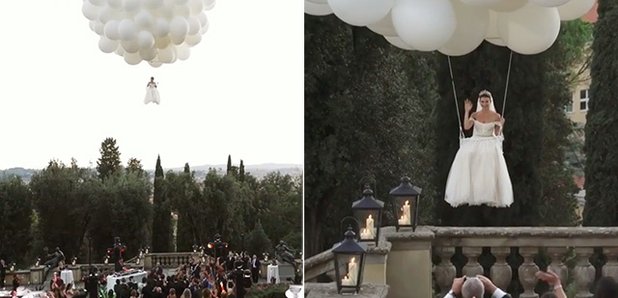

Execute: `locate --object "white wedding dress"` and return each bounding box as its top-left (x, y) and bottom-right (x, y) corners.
top-left (444, 120), bottom-right (513, 208)
top-left (144, 83), bottom-right (160, 105)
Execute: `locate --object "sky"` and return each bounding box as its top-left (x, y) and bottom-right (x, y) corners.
top-left (0, 0), bottom-right (303, 170)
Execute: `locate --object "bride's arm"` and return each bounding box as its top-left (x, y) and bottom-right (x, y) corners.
top-left (464, 111), bottom-right (475, 130)
top-left (494, 113), bottom-right (504, 135)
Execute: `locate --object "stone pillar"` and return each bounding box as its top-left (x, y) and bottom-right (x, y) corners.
top-left (547, 247), bottom-right (568, 286)
top-left (143, 254), bottom-right (153, 270)
top-left (385, 228), bottom-right (433, 298)
top-left (573, 247), bottom-right (594, 298)
top-left (30, 266), bottom-right (44, 285)
top-left (363, 243), bottom-right (391, 285)
top-left (490, 247), bottom-right (512, 291)
top-left (68, 265), bottom-right (82, 284)
top-left (518, 247), bottom-right (539, 298)
top-left (602, 247), bottom-right (618, 282)
top-left (433, 246), bottom-right (456, 298)
top-left (462, 247), bottom-right (483, 277)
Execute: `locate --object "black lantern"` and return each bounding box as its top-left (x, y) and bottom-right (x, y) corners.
top-left (333, 227), bottom-right (366, 294)
top-left (389, 176), bottom-right (422, 232)
top-left (351, 188), bottom-right (383, 245)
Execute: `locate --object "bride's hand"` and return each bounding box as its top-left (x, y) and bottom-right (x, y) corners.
top-left (464, 99), bottom-right (473, 112)
top-left (499, 116), bottom-right (505, 126)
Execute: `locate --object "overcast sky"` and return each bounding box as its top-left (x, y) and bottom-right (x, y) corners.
top-left (0, 0), bottom-right (303, 170)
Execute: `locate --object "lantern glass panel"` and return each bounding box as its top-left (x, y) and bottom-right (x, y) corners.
top-left (352, 209), bottom-right (379, 241)
top-left (394, 195), bottom-right (415, 226)
top-left (335, 253), bottom-right (364, 290)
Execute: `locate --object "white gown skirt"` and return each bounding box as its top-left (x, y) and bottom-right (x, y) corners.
top-left (444, 136), bottom-right (513, 208)
top-left (144, 87), bottom-right (161, 104)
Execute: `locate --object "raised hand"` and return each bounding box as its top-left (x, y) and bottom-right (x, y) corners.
top-left (535, 269), bottom-right (561, 286)
top-left (464, 99), bottom-right (473, 112)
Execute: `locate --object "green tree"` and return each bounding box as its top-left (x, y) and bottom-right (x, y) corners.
top-left (239, 160), bottom-right (245, 182)
top-left (96, 138), bottom-right (122, 180)
top-left (227, 155), bottom-right (232, 175)
top-left (583, 0), bottom-right (618, 226)
top-left (246, 221), bottom-right (272, 256)
top-left (127, 158), bottom-right (145, 177)
top-left (152, 155), bottom-right (172, 252)
top-left (30, 160), bottom-right (96, 261)
top-left (0, 176), bottom-right (33, 265)
top-left (304, 14), bottom-right (439, 256)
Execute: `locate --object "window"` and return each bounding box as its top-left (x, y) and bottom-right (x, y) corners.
top-left (565, 103), bottom-right (573, 113)
top-left (580, 89), bottom-right (589, 111)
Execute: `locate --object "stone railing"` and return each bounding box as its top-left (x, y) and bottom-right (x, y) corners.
top-left (305, 226), bottom-right (618, 298)
top-left (143, 252), bottom-right (200, 270)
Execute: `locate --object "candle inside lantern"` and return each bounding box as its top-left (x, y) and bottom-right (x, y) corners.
top-left (341, 274), bottom-right (352, 286)
top-left (360, 215), bottom-right (376, 239)
top-left (398, 200), bottom-right (411, 225)
top-left (348, 257), bottom-right (358, 285)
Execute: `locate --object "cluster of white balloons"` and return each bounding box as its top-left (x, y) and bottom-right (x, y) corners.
top-left (305, 0), bottom-right (596, 55)
top-left (82, 0), bottom-right (215, 67)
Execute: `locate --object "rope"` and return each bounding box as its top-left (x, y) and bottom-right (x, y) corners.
top-left (501, 51), bottom-right (513, 117)
top-left (447, 56), bottom-right (464, 139)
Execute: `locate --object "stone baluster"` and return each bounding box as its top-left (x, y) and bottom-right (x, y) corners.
top-left (518, 247), bottom-right (539, 298)
top-left (573, 247), bottom-right (594, 298)
top-left (547, 247), bottom-right (568, 286)
top-left (462, 247), bottom-right (483, 277)
top-left (490, 247), bottom-right (512, 291)
top-left (433, 247), bottom-right (456, 298)
top-left (603, 248), bottom-right (618, 283)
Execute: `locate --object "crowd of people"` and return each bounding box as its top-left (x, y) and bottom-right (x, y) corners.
top-left (444, 268), bottom-right (618, 298)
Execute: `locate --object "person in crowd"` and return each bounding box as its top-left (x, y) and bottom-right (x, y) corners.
top-left (444, 275), bottom-right (511, 298)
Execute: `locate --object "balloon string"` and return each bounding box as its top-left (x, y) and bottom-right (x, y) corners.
top-left (447, 56), bottom-right (464, 139)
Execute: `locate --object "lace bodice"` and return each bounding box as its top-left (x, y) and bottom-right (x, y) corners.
top-left (473, 120), bottom-right (497, 137)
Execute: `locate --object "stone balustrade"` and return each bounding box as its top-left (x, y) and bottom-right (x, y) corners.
top-left (304, 226), bottom-right (618, 298)
top-left (143, 252), bottom-right (200, 270)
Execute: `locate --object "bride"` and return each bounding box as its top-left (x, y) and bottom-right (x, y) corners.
top-left (144, 77), bottom-right (160, 105)
top-left (444, 90), bottom-right (513, 208)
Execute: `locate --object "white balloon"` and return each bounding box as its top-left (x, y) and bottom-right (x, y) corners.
top-left (158, 45), bottom-right (177, 63)
top-left (137, 31), bottom-right (155, 49)
top-left (490, 0), bottom-right (526, 12)
top-left (104, 20), bottom-right (121, 40)
top-left (153, 19), bottom-right (170, 37)
top-left (439, 0), bottom-right (488, 56)
top-left (197, 12), bottom-right (209, 30)
top-left (187, 17), bottom-right (201, 35)
top-left (98, 6), bottom-right (116, 23)
top-left (460, 0), bottom-right (503, 5)
top-left (82, 1), bottom-right (101, 21)
top-left (115, 46), bottom-right (125, 56)
top-left (118, 19), bottom-right (138, 41)
top-left (144, 0), bottom-right (163, 9)
top-left (185, 33), bottom-right (202, 46)
top-left (98, 36), bottom-right (119, 53)
top-left (367, 12), bottom-right (397, 37)
top-left (89, 20), bottom-right (96, 32)
top-left (189, 0), bottom-right (204, 15)
top-left (328, 0), bottom-right (394, 26)
top-left (89, 0), bottom-right (106, 6)
top-left (392, 0), bottom-right (456, 51)
top-left (170, 16), bottom-right (189, 45)
top-left (173, 5), bottom-right (191, 18)
top-left (107, 0), bottom-right (123, 9)
top-left (384, 36), bottom-right (414, 50)
top-left (203, 0), bottom-right (215, 10)
top-left (123, 0), bottom-right (141, 12)
top-left (93, 21), bottom-right (105, 35)
top-left (307, 0), bottom-right (327, 3)
top-left (121, 39), bottom-right (140, 53)
top-left (123, 52), bottom-right (142, 65)
top-left (557, 0), bottom-right (594, 20)
top-left (155, 36), bottom-right (172, 48)
top-left (139, 47), bottom-right (158, 60)
top-left (177, 44), bottom-right (191, 60)
top-left (485, 10), bottom-right (506, 46)
top-left (174, 0), bottom-right (188, 4)
top-left (134, 10), bottom-right (154, 29)
top-left (498, 3), bottom-right (561, 54)
top-left (304, 1), bottom-right (333, 16)
top-left (149, 61), bottom-right (163, 67)
top-left (529, 0), bottom-right (570, 7)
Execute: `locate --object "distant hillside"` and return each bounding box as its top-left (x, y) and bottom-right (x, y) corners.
top-left (0, 164), bottom-right (302, 182)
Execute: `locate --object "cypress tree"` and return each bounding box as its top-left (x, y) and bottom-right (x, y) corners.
top-left (239, 160), bottom-right (245, 182)
top-left (97, 137), bottom-right (122, 180)
top-left (152, 155), bottom-right (171, 252)
top-left (226, 155), bottom-right (232, 175)
top-left (583, 0), bottom-right (618, 226)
